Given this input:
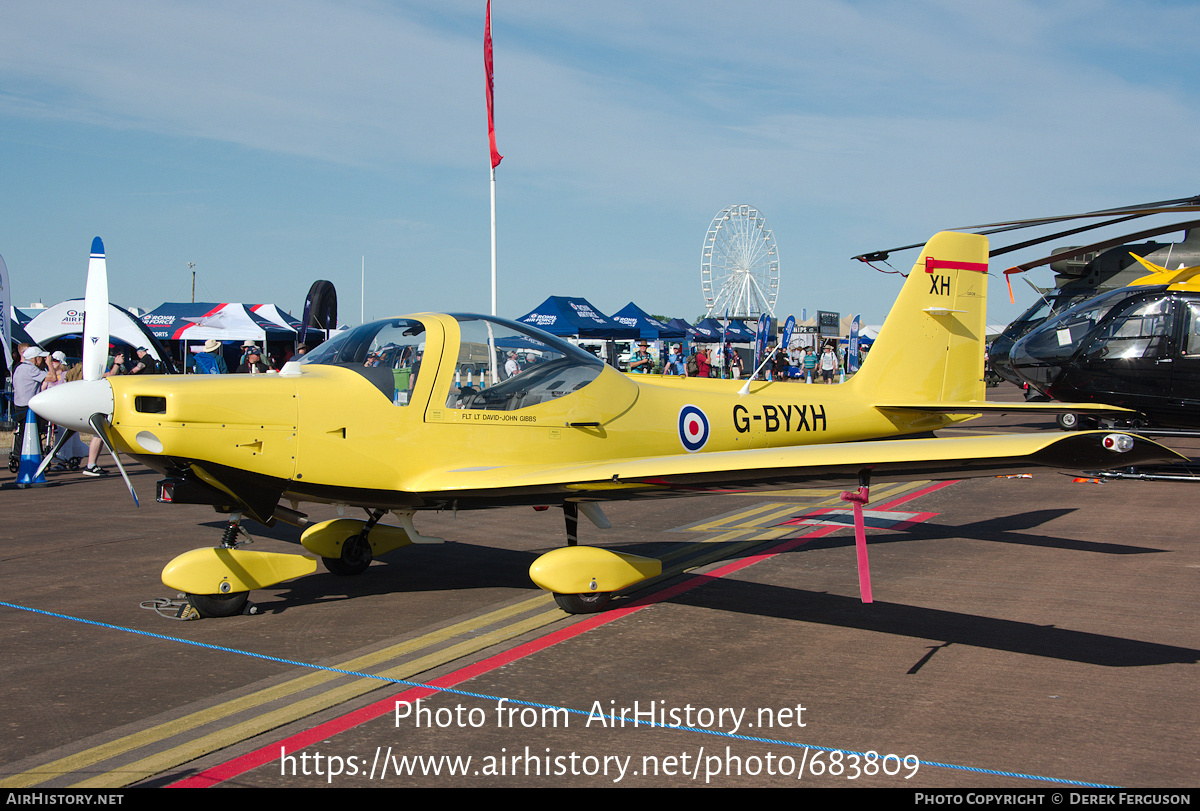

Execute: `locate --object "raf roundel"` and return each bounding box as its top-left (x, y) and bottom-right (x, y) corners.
top-left (678, 405), bottom-right (710, 453)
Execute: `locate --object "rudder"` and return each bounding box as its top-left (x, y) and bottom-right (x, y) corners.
top-left (849, 231), bottom-right (988, 403)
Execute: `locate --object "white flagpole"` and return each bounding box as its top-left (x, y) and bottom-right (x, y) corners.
top-left (491, 166), bottom-right (497, 315)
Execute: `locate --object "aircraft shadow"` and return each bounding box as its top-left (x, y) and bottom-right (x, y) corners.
top-left (790, 508), bottom-right (1164, 556)
top-left (260, 542), bottom-right (545, 613)
top-left (649, 576), bottom-right (1199, 668)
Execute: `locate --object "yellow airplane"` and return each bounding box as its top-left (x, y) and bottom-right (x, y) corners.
top-left (30, 231), bottom-right (1182, 618)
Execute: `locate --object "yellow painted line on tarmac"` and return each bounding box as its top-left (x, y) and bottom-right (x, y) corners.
top-left (683, 501), bottom-right (792, 532)
top-left (2, 593), bottom-right (557, 790)
top-left (727, 487), bottom-right (844, 499)
top-left (69, 608), bottom-right (566, 789)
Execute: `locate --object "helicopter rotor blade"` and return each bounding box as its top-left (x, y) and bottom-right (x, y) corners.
top-left (1002, 218), bottom-right (1200, 275)
top-left (854, 195), bottom-right (1200, 262)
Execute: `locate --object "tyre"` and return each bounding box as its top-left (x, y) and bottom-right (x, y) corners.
top-left (1057, 412), bottom-right (1079, 431)
top-left (553, 591), bottom-right (612, 614)
top-left (322, 535), bottom-right (373, 576)
top-left (187, 591), bottom-right (249, 618)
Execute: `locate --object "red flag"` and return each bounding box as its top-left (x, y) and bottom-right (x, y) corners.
top-left (484, 0), bottom-right (503, 169)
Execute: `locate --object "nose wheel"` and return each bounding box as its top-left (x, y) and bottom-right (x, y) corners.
top-left (186, 591), bottom-right (250, 618)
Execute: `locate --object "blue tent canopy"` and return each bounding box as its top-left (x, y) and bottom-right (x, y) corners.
top-left (515, 296), bottom-right (637, 339)
top-left (693, 318), bottom-right (756, 343)
top-left (610, 303), bottom-right (686, 340)
top-left (665, 318), bottom-right (698, 341)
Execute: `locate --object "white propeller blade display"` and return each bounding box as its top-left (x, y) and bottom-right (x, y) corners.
top-left (30, 237), bottom-right (138, 505)
top-left (83, 237), bottom-right (109, 382)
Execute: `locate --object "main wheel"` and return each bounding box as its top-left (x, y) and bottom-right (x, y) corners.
top-left (187, 591), bottom-right (249, 618)
top-left (1057, 412), bottom-right (1079, 430)
top-left (322, 535), bottom-right (373, 576)
top-left (553, 591), bottom-right (612, 614)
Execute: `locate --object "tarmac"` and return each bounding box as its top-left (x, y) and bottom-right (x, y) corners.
top-left (1, 383), bottom-right (1197, 789)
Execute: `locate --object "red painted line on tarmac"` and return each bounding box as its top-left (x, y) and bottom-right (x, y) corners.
top-left (170, 480), bottom-right (956, 787)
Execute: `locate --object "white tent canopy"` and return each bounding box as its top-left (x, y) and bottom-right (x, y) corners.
top-left (25, 299), bottom-right (170, 365)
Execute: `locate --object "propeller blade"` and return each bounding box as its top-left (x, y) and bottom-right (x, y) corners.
top-left (33, 429), bottom-right (75, 480)
top-left (88, 412), bottom-right (138, 507)
top-left (83, 237), bottom-right (109, 382)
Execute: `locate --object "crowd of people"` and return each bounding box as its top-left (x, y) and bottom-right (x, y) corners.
top-left (635, 339), bottom-right (855, 383)
top-left (5, 338), bottom-right (299, 480)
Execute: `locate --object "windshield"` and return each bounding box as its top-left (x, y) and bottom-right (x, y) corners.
top-left (446, 316), bottom-right (603, 411)
top-left (298, 319), bottom-right (428, 404)
top-left (1014, 286), bottom-right (1161, 367)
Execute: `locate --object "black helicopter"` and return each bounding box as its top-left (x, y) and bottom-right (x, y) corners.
top-left (856, 196), bottom-right (1200, 433)
top-left (1007, 255), bottom-right (1200, 431)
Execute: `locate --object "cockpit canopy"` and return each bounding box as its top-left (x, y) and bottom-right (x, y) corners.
top-left (299, 314), bottom-right (605, 410)
top-left (1009, 286), bottom-right (1169, 388)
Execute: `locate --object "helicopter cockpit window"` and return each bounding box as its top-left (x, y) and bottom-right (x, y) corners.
top-left (445, 316), bottom-right (603, 411)
top-left (298, 319), bottom-right (427, 404)
top-left (1018, 287), bottom-right (1157, 366)
top-left (1183, 301), bottom-right (1200, 357)
top-left (1083, 297), bottom-right (1175, 361)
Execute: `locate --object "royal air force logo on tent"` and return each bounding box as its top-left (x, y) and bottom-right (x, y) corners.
top-left (678, 405), bottom-right (710, 453)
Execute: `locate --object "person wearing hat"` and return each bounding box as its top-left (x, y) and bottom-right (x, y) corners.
top-left (44, 350), bottom-right (70, 387)
top-left (11, 346), bottom-right (49, 464)
top-left (666, 344), bottom-right (686, 376)
top-left (629, 340), bottom-right (654, 374)
top-left (128, 347), bottom-right (161, 375)
top-left (236, 345), bottom-right (269, 374)
top-left (193, 339), bottom-right (227, 374)
top-left (504, 350), bottom-right (520, 378)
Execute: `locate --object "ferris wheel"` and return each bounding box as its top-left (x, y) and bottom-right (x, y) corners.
top-left (701, 204), bottom-right (780, 320)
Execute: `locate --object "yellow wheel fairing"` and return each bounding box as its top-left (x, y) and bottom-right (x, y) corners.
top-left (300, 519), bottom-right (413, 558)
top-left (528, 546), bottom-right (662, 595)
top-left (161, 547), bottom-right (318, 594)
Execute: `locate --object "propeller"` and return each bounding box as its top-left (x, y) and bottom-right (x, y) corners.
top-left (89, 412), bottom-right (138, 507)
top-left (29, 237), bottom-right (138, 505)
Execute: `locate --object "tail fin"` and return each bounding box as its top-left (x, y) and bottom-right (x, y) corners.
top-left (849, 231), bottom-right (988, 403)
top-left (1128, 253), bottom-right (1200, 289)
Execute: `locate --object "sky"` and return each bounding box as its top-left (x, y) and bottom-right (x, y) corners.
top-left (1, 0), bottom-right (1198, 329)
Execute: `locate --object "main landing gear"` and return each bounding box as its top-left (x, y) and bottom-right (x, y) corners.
top-left (320, 510), bottom-right (383, 576)
top-left (527, 502), bottom-right (661, 614)
top-left (160, 509), bottom-right (441, 618)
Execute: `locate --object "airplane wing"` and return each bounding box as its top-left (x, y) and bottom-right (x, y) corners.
top-left (404, 431), bottom-right (1181, 504)
top-left (875, 401), bottom-right (1133, 414)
